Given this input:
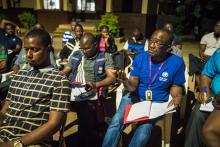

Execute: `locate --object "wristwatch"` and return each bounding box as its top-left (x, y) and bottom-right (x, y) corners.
top-left (12, 139), bottom-right (24, 147)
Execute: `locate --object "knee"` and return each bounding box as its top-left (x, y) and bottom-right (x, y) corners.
top-left (109, 112), bottom-right (123, 127)
top-left (202, 124), bottom-right (215, 141)
top-left (136, 129), bottom-right (152, 145)
top-left (192, 109), bottom-right (207, 121)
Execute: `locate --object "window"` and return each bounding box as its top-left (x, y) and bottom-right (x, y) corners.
top-left (43, 0), bottom-right (60, 10)
top-left (77, 0), bottom-right (95, 12)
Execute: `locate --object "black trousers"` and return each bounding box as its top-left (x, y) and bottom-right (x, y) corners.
top-left (75, 100), bottom-right (107, 147)
top-left (184, 102), bottom-right (210, 147)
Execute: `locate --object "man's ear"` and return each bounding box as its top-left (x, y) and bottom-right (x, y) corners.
top-left (47, 45), bottom-right (52, 52)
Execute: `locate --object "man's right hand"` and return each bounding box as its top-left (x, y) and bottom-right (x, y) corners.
top-left (199, 52), bottom-right (209, 62)
top-left (116, 70), bottom-right (127, 82)
top-left (197, 91), bottom-right (211, 103)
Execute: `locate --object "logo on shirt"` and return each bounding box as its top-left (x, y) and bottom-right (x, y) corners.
top-left (159, 72), bottom-right (169, 82)
top-left (162, 72), bottom-right (168, 78)
top-left (98, 66), bottom-right (103, 74)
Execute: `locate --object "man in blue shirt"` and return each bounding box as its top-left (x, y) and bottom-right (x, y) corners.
top-left (185, 49), bottom-right (220, 147)
top-left (102, 29), bottom-right (185, 147)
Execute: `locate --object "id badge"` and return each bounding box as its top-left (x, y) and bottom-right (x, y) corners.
top-left (145, 90), bottom-right (152, 101)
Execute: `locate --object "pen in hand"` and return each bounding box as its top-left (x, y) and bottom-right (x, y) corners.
top-left (204, 86), bottom-right (207, 105)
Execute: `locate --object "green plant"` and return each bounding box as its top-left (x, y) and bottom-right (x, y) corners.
top-left (18, 12), bottom-right (37, 30)
top-left (96, 13), bottom-right (119, 37)
top-left (171, 5), bottom-right (186, 34)
top-left (0, 14), bottom-right (7, 22)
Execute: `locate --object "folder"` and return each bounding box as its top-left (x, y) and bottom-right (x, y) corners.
top-left (123, 98), bottom-right (175, 124)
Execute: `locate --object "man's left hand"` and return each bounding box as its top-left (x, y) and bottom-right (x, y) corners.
top-left (85, 82), bottom-right (96, 91)
top-left (168, 97), bottom-right (182, 108)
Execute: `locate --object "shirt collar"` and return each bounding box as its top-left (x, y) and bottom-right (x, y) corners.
top-left (29, 66), bottom-right (54, 73)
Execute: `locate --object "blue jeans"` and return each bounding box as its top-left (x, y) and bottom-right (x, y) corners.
top-left (102, 93), bottom-right (154, 147)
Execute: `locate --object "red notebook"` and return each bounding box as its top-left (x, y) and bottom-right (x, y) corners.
top-left (123, 99), bottom-right (175, 124)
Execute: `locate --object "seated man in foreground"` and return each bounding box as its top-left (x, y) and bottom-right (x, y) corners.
top-left (185, 48), bottom-right (220, 147)
top-left (202, 48), bottom-right (220, 147)
top-left (0, 29), bottom-right (71, 147)
top-left (102, 29), bottom-right (185, 147)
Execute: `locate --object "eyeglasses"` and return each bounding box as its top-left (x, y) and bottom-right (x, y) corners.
top-left (149, 39), bottom-right (168, 47)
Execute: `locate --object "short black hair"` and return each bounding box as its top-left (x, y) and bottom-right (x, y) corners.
top-left (74, 23), bottom-right (84, 32)
top-left (153, 29), bottom-right (174, 46)
top-left (100, 25), bottom-right (109, 32)
top-left (81, 32), bottom-right (96, 44)
top-left (25, 29), bottom-right (51, 47)
top-left (5, 23), bottom-right (16, 30)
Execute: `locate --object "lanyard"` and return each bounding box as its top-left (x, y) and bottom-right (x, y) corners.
top-left (148, 56), bottom-right (165, 89)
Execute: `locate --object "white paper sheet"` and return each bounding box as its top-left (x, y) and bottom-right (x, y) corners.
top-left (150, 102), bottom-right (175, 119)
top-left (126, 101), bottom-right (151, 122)
top-left (70, 87), bottom-right (98, 101)
top-left (200, 98), bottom-right (214, 112)
top-left (125, 96), bottom-right (176, 122)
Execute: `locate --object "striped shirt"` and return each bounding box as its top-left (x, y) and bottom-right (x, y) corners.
top-left (0, 68), bottom-right (71, 146)
top-left (62, 31), bottom-right (75, 44)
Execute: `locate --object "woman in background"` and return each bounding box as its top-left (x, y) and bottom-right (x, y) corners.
top-left (96, 25), bottom-right (117, 53)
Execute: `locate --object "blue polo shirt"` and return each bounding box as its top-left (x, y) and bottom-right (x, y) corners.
top-left (202, 48), bottom-right (220, 95)
top-left (128, 44), bottom-right (145, 52)
top-left (130, 52), bottom-right (185, 102)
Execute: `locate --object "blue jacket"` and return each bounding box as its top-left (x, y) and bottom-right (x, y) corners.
top-left (68, 50), bottom-right (106, 82)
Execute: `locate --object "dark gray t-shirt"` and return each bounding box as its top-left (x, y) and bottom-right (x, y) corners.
top-left (83, 53), bottom-right (114, 82)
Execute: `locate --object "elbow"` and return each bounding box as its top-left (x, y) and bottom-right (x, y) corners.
top-left (47, 120), bottom-right (63, 134)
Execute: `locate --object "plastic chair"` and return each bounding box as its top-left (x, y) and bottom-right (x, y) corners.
top-left (53, 114), bottom-right (67, 147)
top-left (155, 68), bottom-right (189, 147)
top-left (155, 102), bottom-right (173, 147)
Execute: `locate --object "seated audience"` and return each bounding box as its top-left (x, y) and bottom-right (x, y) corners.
top-left (102, 29), bottom-right (185, 147)
top-left (96, 25), bottom-right (117, 53)
top-left (163, 23), bottom-right (183, 57)
top-left (123, 28), bottom-right (148, 56)
top-left (0, 29), bottom-right (71, 147)
top-left (185, 48), bottom-right (220, 147)
top-left (202, 49), bottom-right (220, 147)
top-left (62, 19), bottom-right (77, 48)
top-left (189, 20), bottom-right (220, 90)
top-left (59, 23), bottom-right (84, 62)
top-left (0, 19), bottom-right (22, 70)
